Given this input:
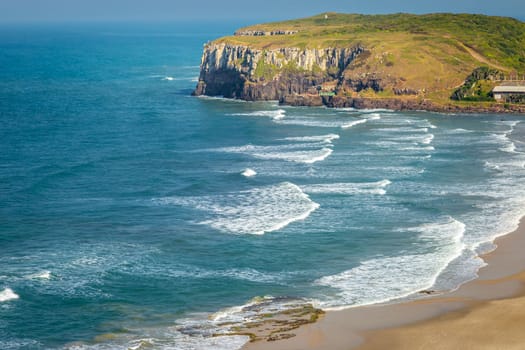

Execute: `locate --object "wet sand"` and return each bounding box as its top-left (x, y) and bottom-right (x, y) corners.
top-left (245, 218), bottom-right (525, 350)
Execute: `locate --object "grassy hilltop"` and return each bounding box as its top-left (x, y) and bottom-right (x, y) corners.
top-left (213, 13), bottom-right (525, 103)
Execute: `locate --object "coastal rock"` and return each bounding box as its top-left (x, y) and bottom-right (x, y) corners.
top-left (193, 43), bottom-right (364, 100)
top-left (280, 94), bottom-right (324, 107)
top-left (319, 95), bottom-right (525, 113)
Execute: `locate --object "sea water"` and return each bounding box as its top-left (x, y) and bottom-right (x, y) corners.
top-left (1, 22), bottom-right (525, 349)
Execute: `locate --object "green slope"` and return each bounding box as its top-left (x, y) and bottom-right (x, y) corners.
top-left (211, 13), bottom-right (525, 102)
top-left (217, 13), bottom-right (525, 71)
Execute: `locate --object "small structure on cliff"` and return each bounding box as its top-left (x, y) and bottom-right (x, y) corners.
top-left (234, 30), bottom-right (298, 36)
top-left (493, 84), bottom-right (525, 103)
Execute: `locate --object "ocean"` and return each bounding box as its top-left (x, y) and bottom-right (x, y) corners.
top-left (1, 21), bottom-right (525, 349)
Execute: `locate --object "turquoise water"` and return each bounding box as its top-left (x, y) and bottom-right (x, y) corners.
top-left (2, 22), bottom-right (525, 349)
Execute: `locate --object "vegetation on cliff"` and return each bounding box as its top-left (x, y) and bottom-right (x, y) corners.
top-left (450, 67), bottom-right (502, 101)
top-left (196, 13), bottom-right (525, 110)
top-left (219, 13), bottom-right (525, 70)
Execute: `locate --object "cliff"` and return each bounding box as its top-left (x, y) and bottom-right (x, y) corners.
top-left (193, 13), bottom-right (525, 111)
top-left (193, 43), bottom-right (363, 101)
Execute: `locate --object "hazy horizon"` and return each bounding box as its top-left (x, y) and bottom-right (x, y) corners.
top-left (1, 0), bottom-right (524, 23)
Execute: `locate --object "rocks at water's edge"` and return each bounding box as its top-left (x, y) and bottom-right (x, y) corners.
top-left (281, 94), bottom-right (525, 113)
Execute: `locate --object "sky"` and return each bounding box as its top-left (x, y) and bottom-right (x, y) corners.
top-left (0, 0), bottom-right (524, 23)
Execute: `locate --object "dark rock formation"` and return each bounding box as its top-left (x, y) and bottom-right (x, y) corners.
top-left (192, 43), bottom-right (363, 101)
top-left (280, 94), bottom-right (324, 107)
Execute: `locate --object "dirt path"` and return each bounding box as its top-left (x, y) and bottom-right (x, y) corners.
top-left (457, 41), bottom-right (508, 71)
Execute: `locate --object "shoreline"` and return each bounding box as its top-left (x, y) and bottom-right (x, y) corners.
top-left (244, 217), bottom-right (525, 350)
top-left (281, 94), bottom-right (525, 114)
top-left (196, 93), bottom-right (525, 114)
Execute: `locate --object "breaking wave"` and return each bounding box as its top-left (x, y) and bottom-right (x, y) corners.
top-left (154, 182), bottom-right (319, 235)
top-left (0, 288), bottom-right (19, 302)
top-left (316, 217), bottom-right (466, 308)
top-left (302, 180), bottom-right (392, 196)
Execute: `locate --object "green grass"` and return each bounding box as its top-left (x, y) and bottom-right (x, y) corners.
top-left (209, 13), bottom-right (525, 103)
top-left (215, 13), bottom-right (525, 71)
top-left (253, 54), bottom-right (279, 80)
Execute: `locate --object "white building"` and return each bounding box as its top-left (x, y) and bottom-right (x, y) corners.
top-left (493, 85), bottom-right (525, 102)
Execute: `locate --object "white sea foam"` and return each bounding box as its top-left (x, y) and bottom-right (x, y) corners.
top-left (341, 118), bottom-right (367, 129)
top-left (218, 144), bottom-right (334, 164)
top-left (118, 262), bottom-right (291, 285)
top-left (317, 217), bottom-right (465, 308)
top-left (209, 296), bottom-right (309, 323)
top-left (274, 116), bottom-right (355, 128)
top-left (399, 145), bottom-right (435, 152)
top-left (458, 177), bottom-right (525, 254)
top-left (448, 128), bottom-right (474, 134)
top-left (377, 133), bottom-right (434, 145)
top-left (1, 243), bottom-right (160, 300)
top-left (0, 340), bottom-right (41, 350)
top-left (421, 134), bottom-right (435, 145)
top-left (66, 329), bottom-right (249, 350)
top-left (231, 109), bottom-right (285, 120)
top-left (0, 288), bottom-right (19, 302)
top-left (282, 134), bottom-right (340, 144)
top-left (483, 132), bottom-right (520, 154)
top-left (27, 271), bottom-right (51, 279)
top-left (497, 120), bottom-right (522, 154)
top-left (156, 182), bottom-right (319, 235)
top-left (302, 180), bottom-right (391, 196)
top-left (484, 161), bottom-right (502, 171)
top-left (497, 135), bottom-right (518, 154)
top-left (500, 142), bottom-right (517, 153)
top-left (485, 158), bottom-right (525, 171)
top-left (241, 168), bottom-right (257, 177)
top-left (373, 126), bottom-right (429, 134)
top-left (371, 140), bottom-right (435, 153)
top-left (162, 76), bottom-right (174, 81)
top-left (334, 107), bottom-right (356, 111)
top-left (497, 120), bottom-right (520, 128)
top-left (365, 113), bottom-right (382, 120)
top-left (427, 121), bottom-right (437, 129)
top-left (196, 95), bottom-right (248, 103)
top-left (360, 108), bottom-right (393, 113)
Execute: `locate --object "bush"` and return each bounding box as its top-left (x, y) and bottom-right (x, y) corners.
top-left (451, 67), bottom-right (500, 101)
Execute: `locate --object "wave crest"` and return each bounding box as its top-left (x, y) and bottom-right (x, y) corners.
top-left (0, 288), bottom-right (19, 302)
top-left (155, 182), bottom-right (319, 235)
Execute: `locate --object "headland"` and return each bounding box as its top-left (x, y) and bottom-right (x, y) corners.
top-left (193, 13), bottom-right (525, 113)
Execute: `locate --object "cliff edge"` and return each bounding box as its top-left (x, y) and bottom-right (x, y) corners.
top-left (193, 13), bottom-right (525, 112)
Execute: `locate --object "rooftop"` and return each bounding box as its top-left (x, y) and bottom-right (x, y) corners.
top-left (493, 85), bottom-right (525, 93)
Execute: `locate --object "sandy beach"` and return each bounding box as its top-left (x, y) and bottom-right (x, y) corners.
top-left (245, 218), bottom-right (525, 350)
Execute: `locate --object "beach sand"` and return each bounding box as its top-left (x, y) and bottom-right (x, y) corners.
top-left (244, 218), bottom-right (525, 350)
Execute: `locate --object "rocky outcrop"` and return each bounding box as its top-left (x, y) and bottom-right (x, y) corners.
top-left (193, 43), bottom-right (364, 101)
top-left (280, 94), bottom-right (324, 107)
top-left (281, 94), bottom-right (525, 113)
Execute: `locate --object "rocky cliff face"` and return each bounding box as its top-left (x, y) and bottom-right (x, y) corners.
top-left (193, 43), bottom-right (364, 101)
